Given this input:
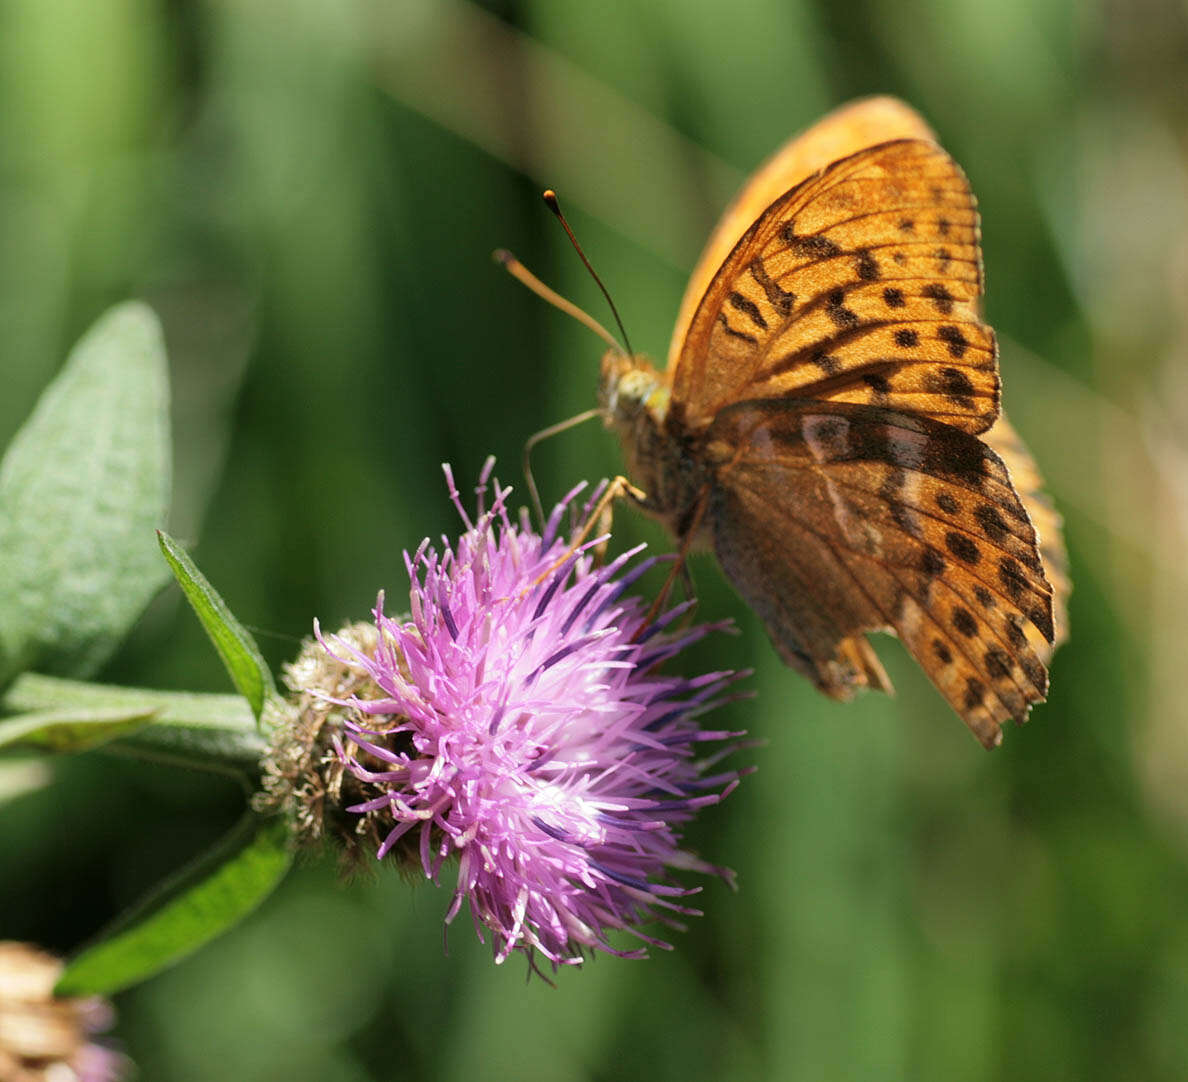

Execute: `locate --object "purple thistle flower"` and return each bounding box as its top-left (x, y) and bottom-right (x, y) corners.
top-left (321, 460), bottom-right (748, 969)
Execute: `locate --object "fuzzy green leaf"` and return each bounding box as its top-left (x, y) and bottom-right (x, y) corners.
top-left (55, 813), bottom-right (292, 997)
top-left (157, 531), bottom-right (276, 720)
top-left (1, 673), bottom-right (263, 775)
top-left (0, 705), bottom-right (155, 753)
top-left (0, 302), bottom-right (171, 685)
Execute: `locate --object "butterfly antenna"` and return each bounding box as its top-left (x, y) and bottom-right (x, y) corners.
top-left (543, 190), bottom-right (634, 357)
top-left (493, 249), bottom-right (623, 353)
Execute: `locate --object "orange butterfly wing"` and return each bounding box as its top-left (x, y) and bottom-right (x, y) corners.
top-left (670, 137), bottom-right (995, 434)
top-left (661, 98), bottom-right (1061, 746)
top-left (668, 95), bottom-right (939, 372)
top-left (705, 401), bottom-right (1054, 748)
top-left (983, 414), bottom-right (1070, 652)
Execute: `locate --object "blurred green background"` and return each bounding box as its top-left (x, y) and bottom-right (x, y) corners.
top-left (3, 0), bottom-right (1188, 1078)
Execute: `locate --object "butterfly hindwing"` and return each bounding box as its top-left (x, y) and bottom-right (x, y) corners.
top-left (671, 140), bottom-right (999, 438)
top-left (984, 413), bottom-right (1070, 653)
top-left (705, 400), bottom-right (1054, 747)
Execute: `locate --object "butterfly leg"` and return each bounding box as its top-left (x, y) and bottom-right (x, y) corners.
top-left (520, 407), bottom-right (605, 528)
top-left (528, 475), bottom-right (646, 589)
top-left (678, 559), bottom-right (697, 606)
top-left (592, 489), bottom-right (618, 565)
top-left (668, 560), bottom-right (701, 631)
top-left (645, 486), bottom-right (710, 624)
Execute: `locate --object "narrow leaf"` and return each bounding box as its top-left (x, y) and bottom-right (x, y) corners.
top-left (1, 673), bottom-right (263, 775)
top-left (55, 813), bottom-right (292, 997)
top-left (157, 531), bottom-right (276, 720)
top-left (0, 302), bottom-right (172, 684)
top-left (0, 706), bottom-right (155, 753)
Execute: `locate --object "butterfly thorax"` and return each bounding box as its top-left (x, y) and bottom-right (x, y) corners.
top-left (598, 349), bottom-right (713, 539)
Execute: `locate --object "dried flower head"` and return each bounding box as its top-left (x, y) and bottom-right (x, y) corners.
top-left (0, 942), bottom-right (128, 1082)
top-left (319, 461), bottom-right (747, 969)
top-left (256, 621), bottom-right (393, 867)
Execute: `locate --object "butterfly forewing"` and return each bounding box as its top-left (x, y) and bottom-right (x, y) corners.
top-left (668, 96), bottom-right (941, 372)
top-left (706, 400), bottom-right (1055, 747)
top-left (671, 140), bottom-right (999, 437)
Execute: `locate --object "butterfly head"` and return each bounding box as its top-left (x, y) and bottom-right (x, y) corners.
top-left (598, 350), bottom-right (669, 427)
top-left (598, 350), bottom-right (700, 523)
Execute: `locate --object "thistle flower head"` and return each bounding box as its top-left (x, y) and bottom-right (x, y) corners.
top-left (321, 461), bottom-right (747, 969)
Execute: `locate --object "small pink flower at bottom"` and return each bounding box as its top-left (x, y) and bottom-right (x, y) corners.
top-left (0, 942), bottom-right (129, 1082)
top-left (322, 461), bottom-right (748, 970)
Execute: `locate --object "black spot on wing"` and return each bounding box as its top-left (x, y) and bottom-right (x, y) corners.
top-left (945, 531), bottom-right (981, 564)
top-left (781, 225), bottom-right (841, 258)
top-left (717, 312), bottom-right (757, 345)
top-left (922, 548), bottom-right (946, 577)
top-left (974, 503), bottom-right (1010, 543)
top-left (826, 289), bottom-right (859, 329)
top-left (1018, 647), bottom-right (1047, 692)
top-left (809, 349), bottom-right (841, 374)
top-left (952, 607), bottom-right (978, 637)
top-left (997, 556), bottom-right (1028, 600)
top-left (923, 434), bottom-right (991, 485)
top-left (938, 326), bottom-right (969, 358)
top-left (963, 677), bottom-right (986, 710)
top-left (923, 283), bottom-right (955, 314)
top-left (855, 250), bottom-right (880, 281)
top-left (927, 366), bottom-right (976, 409)
top-left (984, 647), bottom-right (1011, 680)
top-left (728, 291), bottom-right (768, 331)
top-left (749, 259), bottom-right (796, 316)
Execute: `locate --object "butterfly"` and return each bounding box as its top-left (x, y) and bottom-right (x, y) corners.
top-left (596, 96), bottom-right (1068, 748)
